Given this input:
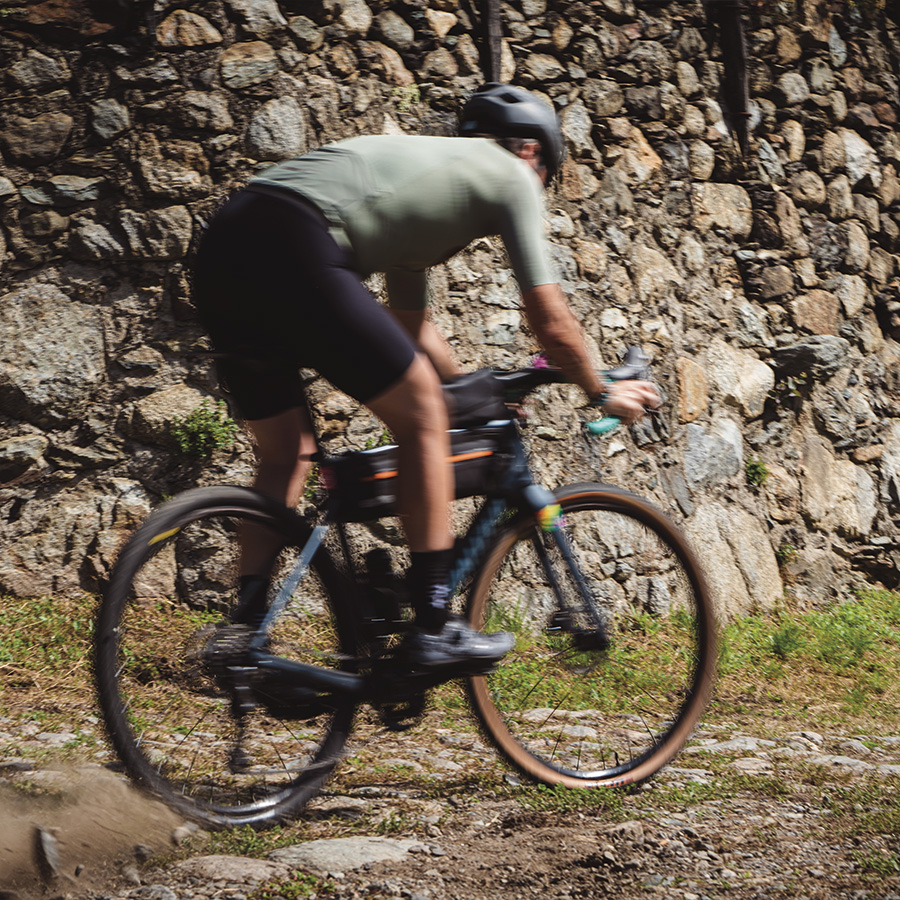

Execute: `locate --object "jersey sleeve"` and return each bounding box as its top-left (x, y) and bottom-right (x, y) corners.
top-left (385, 267), bottom-right (429, 310)
top-left (496, 165), bottom-right (557, 291)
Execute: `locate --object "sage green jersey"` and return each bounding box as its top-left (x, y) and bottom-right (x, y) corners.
top-left (249, 135), bottom-right (555, 309)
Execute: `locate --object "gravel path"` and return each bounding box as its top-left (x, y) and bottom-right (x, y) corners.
top-left (2, 708), bottom-right (900, 900)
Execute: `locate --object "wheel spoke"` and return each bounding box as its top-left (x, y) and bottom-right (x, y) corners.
top-left (468, 486), bottom-right (716, 786)
top-left (95, 490), bottom-right (356, 827)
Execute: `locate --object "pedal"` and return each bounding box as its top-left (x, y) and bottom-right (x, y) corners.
top-left (254, 677), bottom-right (332, 720)
top-left (573, 630), bottom-right (610, 652)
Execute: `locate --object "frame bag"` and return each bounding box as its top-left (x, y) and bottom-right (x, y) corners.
top-left (320, 424), bottom-right (508, 523)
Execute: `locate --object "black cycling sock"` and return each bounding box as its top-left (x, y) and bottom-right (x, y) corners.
top-left (409, 549), bottom-right (452, 633)
top-left (231, 574), bottom-right (269, 628)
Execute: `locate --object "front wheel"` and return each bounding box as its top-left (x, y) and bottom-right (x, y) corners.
top-left (95, 486), bottom-right (356, 829)
top-left (467, 483), bottom-right (717, 788)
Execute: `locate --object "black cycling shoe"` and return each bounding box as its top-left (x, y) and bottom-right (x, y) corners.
top-left (403, 616), bottom-right (514, 674)
top-left (231, 575), bottom-right (269, 628)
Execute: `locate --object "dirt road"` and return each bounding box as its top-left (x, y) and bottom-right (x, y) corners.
top-left (2, 704), bottom-right (899, 900)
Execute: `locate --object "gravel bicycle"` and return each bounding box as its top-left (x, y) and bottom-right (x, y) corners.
top-left (95, 348), bottom-right (718, 829)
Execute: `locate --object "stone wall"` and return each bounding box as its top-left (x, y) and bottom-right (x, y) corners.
top-left (0, 0), bottom-right (898, 616)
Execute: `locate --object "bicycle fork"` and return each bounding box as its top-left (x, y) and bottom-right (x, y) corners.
top-left (521, 485), bottom-right (611, 652)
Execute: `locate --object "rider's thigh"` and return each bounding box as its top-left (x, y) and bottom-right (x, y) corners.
top-left (365, 354), bottom-right (449, 443)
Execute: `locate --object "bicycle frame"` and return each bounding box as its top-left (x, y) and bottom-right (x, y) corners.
top-left (240, 414), bottom-right (611, 703)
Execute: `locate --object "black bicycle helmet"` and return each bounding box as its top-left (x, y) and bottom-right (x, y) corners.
top-left (459, 82), bottom-right (565, 181)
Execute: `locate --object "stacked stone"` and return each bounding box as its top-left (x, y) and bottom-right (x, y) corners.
top-left (0, 0), bottom-right (897, 614)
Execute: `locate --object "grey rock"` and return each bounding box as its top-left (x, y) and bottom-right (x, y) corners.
top-left (688, 141), bottom-right (715, 180)
top-left (0, 112), bottom-right (73, 163)
top-left (756, 139), bottom-right (785, 184)
top-left (270, 837), bottom-right (427, 874)
top-left (288, 16), bottom-right (324, 51)
top-left (226, 0), bottom-right (287, 38)
top-left (561, 99), bottom-right (597, 159)
top-left (582, 78), bottom-right (624, 118)
top-left (9, 50), bottom-right (70, 90)
top-left (731, 757), bottom-right (774, 774)
top-left (34, 827), bottom-right (61, 883)
top-left (806, 214), bottom-right (848, 272)
top-left (626, 40), bottom-right (675, 81)
top-left (114, 60), bottom-right (179, 85)
top-left (220, 41), bottom-right (278, 89)
top-left (422, 47), bottom-right (459, 79)
top-left (337, 0), bottom-right (374, 36)
top-left (706, 339), bottom-right (774, 418)
top-left (170, 91), bottom-right (233, 132)
top-left (69, 220), bottom-right (126, 261)
top-left (629, 243), bottom-right (683, 304)
top-left (128, 888), bottom-right (178, 900)
top-left (119, 206), bottom-right (193, 259)
top-left (375, 10), bottom-right (414, 49)
top-left (246, 96), bottom-right (306, 161)
top-left (828, 25), bottom-right (848, 66)
top-left (0, 282), bottom-right (105, 429)
top-left (683, 419), bottom-right (742, 488)
top-left (90, 99), bottom-right (130, 140)
top-left (772, 336), bottom-right (851, 379)
top-left (801, 437), bottom-right (877, 539)
top-left (826, 174), bottom-right (854, 221)
top-left (776, 72), bottom-right (811, 105)
top-left (691, 183), bottom-right (753, 239)
top-left (806, 754), bottom-right (874, 771)
top-left (525, 53), bottom-right (566, 81)
top-left (841, 221), bottom-right (870, 272)
top-left (759, 265), bottom-right (794, 299)
top-left (0, 434), bottom-right (49, 482)
top-left (45, 175), bottom-right (105, 205)
top-left (807, 58), bottom-right (836, 94)
top-left (174, 855), bottom-right (291, 883)
top-left (839, 128), bottom-right (882, 189)
top-left (121, 384), bottom-right (209, 447)
top-left (686, 501), bottom-right (782, 617)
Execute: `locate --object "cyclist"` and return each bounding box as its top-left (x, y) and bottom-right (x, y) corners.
top-left (193, 83), bottom-right (661, 673)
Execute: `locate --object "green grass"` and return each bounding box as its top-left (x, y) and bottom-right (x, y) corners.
top-left (191, 824), bottom-right (298, 857)
top-left (0, 594), bottom-right (95, 671)
top-left (249, 871), bottom-right (335, 899)
top-left (516, 783), bottom-right (627, 816)
top-left (716, 589), bottom-right (900, 723)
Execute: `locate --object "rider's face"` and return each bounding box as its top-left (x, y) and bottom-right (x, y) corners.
top-left (517, 141), bottom-right (548, 187)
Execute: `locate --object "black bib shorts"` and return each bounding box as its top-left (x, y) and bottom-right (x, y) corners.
top-left (193, 189), bottom-right (417, 421)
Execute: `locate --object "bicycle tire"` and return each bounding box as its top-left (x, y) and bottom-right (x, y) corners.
top-left (95, 486), bottom-right (357, 828)
top-left (467, 483), bottom-right (717, 788)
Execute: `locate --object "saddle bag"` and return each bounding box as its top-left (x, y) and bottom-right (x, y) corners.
top-left (319, 424), bottom-right (508, 523)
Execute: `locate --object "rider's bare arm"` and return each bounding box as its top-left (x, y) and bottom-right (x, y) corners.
top-left (389, 307), bottom-right (462, 381)
top-left (521, 283), bottom-right (606, 398)
top-left (521, 284), bottom-right (660, 424)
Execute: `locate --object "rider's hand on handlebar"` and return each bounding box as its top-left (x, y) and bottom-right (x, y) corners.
top-left (596, 380), bottom-right (661, 425)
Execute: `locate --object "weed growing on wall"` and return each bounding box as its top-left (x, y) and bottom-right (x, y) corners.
top-left (170, 400), bottom-right (238, 460)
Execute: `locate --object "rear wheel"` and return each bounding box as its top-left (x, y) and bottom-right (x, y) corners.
top-left (467, 483), bottom-right (717, 788)
top-left (95, 486), bottom-right (356, 828)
